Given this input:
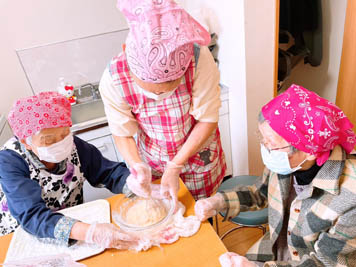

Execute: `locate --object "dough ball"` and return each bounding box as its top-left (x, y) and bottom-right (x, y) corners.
top-left (123, 198), bottom-right (168, 227)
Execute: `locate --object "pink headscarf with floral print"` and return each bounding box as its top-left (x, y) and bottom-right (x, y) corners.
top-left (7, 92), bottom-right (72, 140)
top-left (117, 0), bottom-right (211, 83)
top-left (262, 84), bottom-right (356, 166)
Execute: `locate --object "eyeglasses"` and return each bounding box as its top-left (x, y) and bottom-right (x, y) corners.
top-left (263, 144), bottom-right (292, 153)
top-left (255, 130), bottom-right (292, 153)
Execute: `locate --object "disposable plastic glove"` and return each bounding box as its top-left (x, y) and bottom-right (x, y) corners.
top-left (150, 183), bottom-right (165, 199)
top-left (219, 252), bottom-right (257, 267)
top-left (160, 161), bottom-right (183, 207)
top-left (126, 162), bottom-right (152, 198)
top-left (194, 193), bottom-right (226, 221)
top-left (85, 223), bottom-right (138, 249)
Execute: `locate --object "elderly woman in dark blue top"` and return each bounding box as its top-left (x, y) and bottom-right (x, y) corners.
top-left (0, 91), bottom-right (138, 249)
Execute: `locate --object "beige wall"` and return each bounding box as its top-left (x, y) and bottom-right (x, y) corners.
top-left (283, 0), bottom-right (347, 102)
top-left (178, 0), bottom-right (250, 175)
top-left (180, 0), bottom-right (277, 176)
top-left (0, 0), bottom-right (127, 116)
top-left (245, 0), bottom-right (277, 175)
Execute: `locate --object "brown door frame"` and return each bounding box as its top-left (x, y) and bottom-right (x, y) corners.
top-left (274, 0), bottom-right (280, 97)
top-left (336, 0), bottom-right (356, 129)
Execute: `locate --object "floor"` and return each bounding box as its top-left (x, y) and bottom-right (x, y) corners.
top-left (213, 214), bottom-right (266, 256)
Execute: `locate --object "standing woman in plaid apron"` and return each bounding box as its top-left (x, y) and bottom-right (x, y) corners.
top-left (99, 0), bottom-right (226, 204)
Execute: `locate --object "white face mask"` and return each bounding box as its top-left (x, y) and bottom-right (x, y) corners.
top-left (260, 144), bottom-right (307, 175)
top-left (133, 83), bottom-right (177, 101)
top-left (36, 133), bottom-right (74, 163)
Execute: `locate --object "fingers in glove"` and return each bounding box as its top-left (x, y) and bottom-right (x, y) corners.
top-left (110, 230), bottom-right (139, 250)
top-left (194, 200), bottom-right (217, 221)
top-left (160, 184), bottom-right (170, 198)
top-left (219, 252), bottom-right (234, 267)
top-left (127, 175), bottom-right (151, 198)
top-left (169, 183), bottom-right (178, 199)
top-left (219, 252), bottom-right (256, 267)
top-left (150, 184), bottom-right (165, 199)
top-left (196, 208), bottom-right (217, 221)
top-left (111, 240), bottom-right (140, 250)
top-left (169, 185), bottom-right (179, 211)
top-left (131, 162), bottom-right (151, 183)
top-left (129, 167), bottom-right (138, 177)
top-left (170, 196), bottom-right (179, 213)
top-left (219, 252), bottom-right (240, 267)
top-left (160, 174), bottom-right (179, 196)
top-left (114, 231), bottom-right (138, 242)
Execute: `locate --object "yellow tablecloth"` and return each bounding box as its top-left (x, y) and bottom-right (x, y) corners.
top-left (0, 180), bottom-right (227, 267)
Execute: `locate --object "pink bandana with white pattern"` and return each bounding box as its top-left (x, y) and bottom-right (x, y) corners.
top-left (7, 92), bottom-right (72, 140)
top-left (262, 84), bottom-right (356, 166)
top-left (117, 0), bottom-right (211, 83)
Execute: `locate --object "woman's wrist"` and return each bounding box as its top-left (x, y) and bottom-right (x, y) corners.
top-left (215, 193), bottom-right (227, 211)
top-left (167, 160), bottom-right (184, 169)
top-left (128, 159), bottom-right (145, 168)
top-left (69, 221), bottom-right (90, 241)
top-left (113, 136), bottom-right (143, 167)
top-left (171, 153), bottom-right (187, 167)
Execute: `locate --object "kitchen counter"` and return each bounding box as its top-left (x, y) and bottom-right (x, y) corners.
top-left (71, 116), bottom-right (108, 133)
top-left (71, 84), bottom-right (229, 133)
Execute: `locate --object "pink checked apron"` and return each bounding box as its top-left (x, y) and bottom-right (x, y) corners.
top-left (109, 52), bottom-right (226, 200)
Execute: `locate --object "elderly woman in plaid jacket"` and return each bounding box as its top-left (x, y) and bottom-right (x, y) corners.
top-left (196, 84), bottom-right (356, 267)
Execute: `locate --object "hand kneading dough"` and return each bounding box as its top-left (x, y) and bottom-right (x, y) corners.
top-left (123, 199), bottom-right (168, 227)
top-left (122, 202), bottom-right (202, 252)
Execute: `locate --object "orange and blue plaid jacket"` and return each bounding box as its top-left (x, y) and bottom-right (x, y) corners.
top-left (221, 146), bottom-right (356, 266)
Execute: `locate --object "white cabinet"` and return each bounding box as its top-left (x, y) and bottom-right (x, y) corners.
top-left (85, 135), bottom-right (119, 162)
top-left (75, 126), bottom-right (121, 202)
top-left (219, 87), bottom-right (233, 177)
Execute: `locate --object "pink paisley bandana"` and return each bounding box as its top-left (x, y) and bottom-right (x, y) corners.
top-left (8, 92), bottom-right (72, 140)
top-left (262, 84), bottom-right (356, 166)
top-left (117, 0), bottom-right (211, 83)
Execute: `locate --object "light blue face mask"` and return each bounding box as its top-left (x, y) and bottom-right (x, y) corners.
top-left (260, 145), bottom-right (307, 175)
